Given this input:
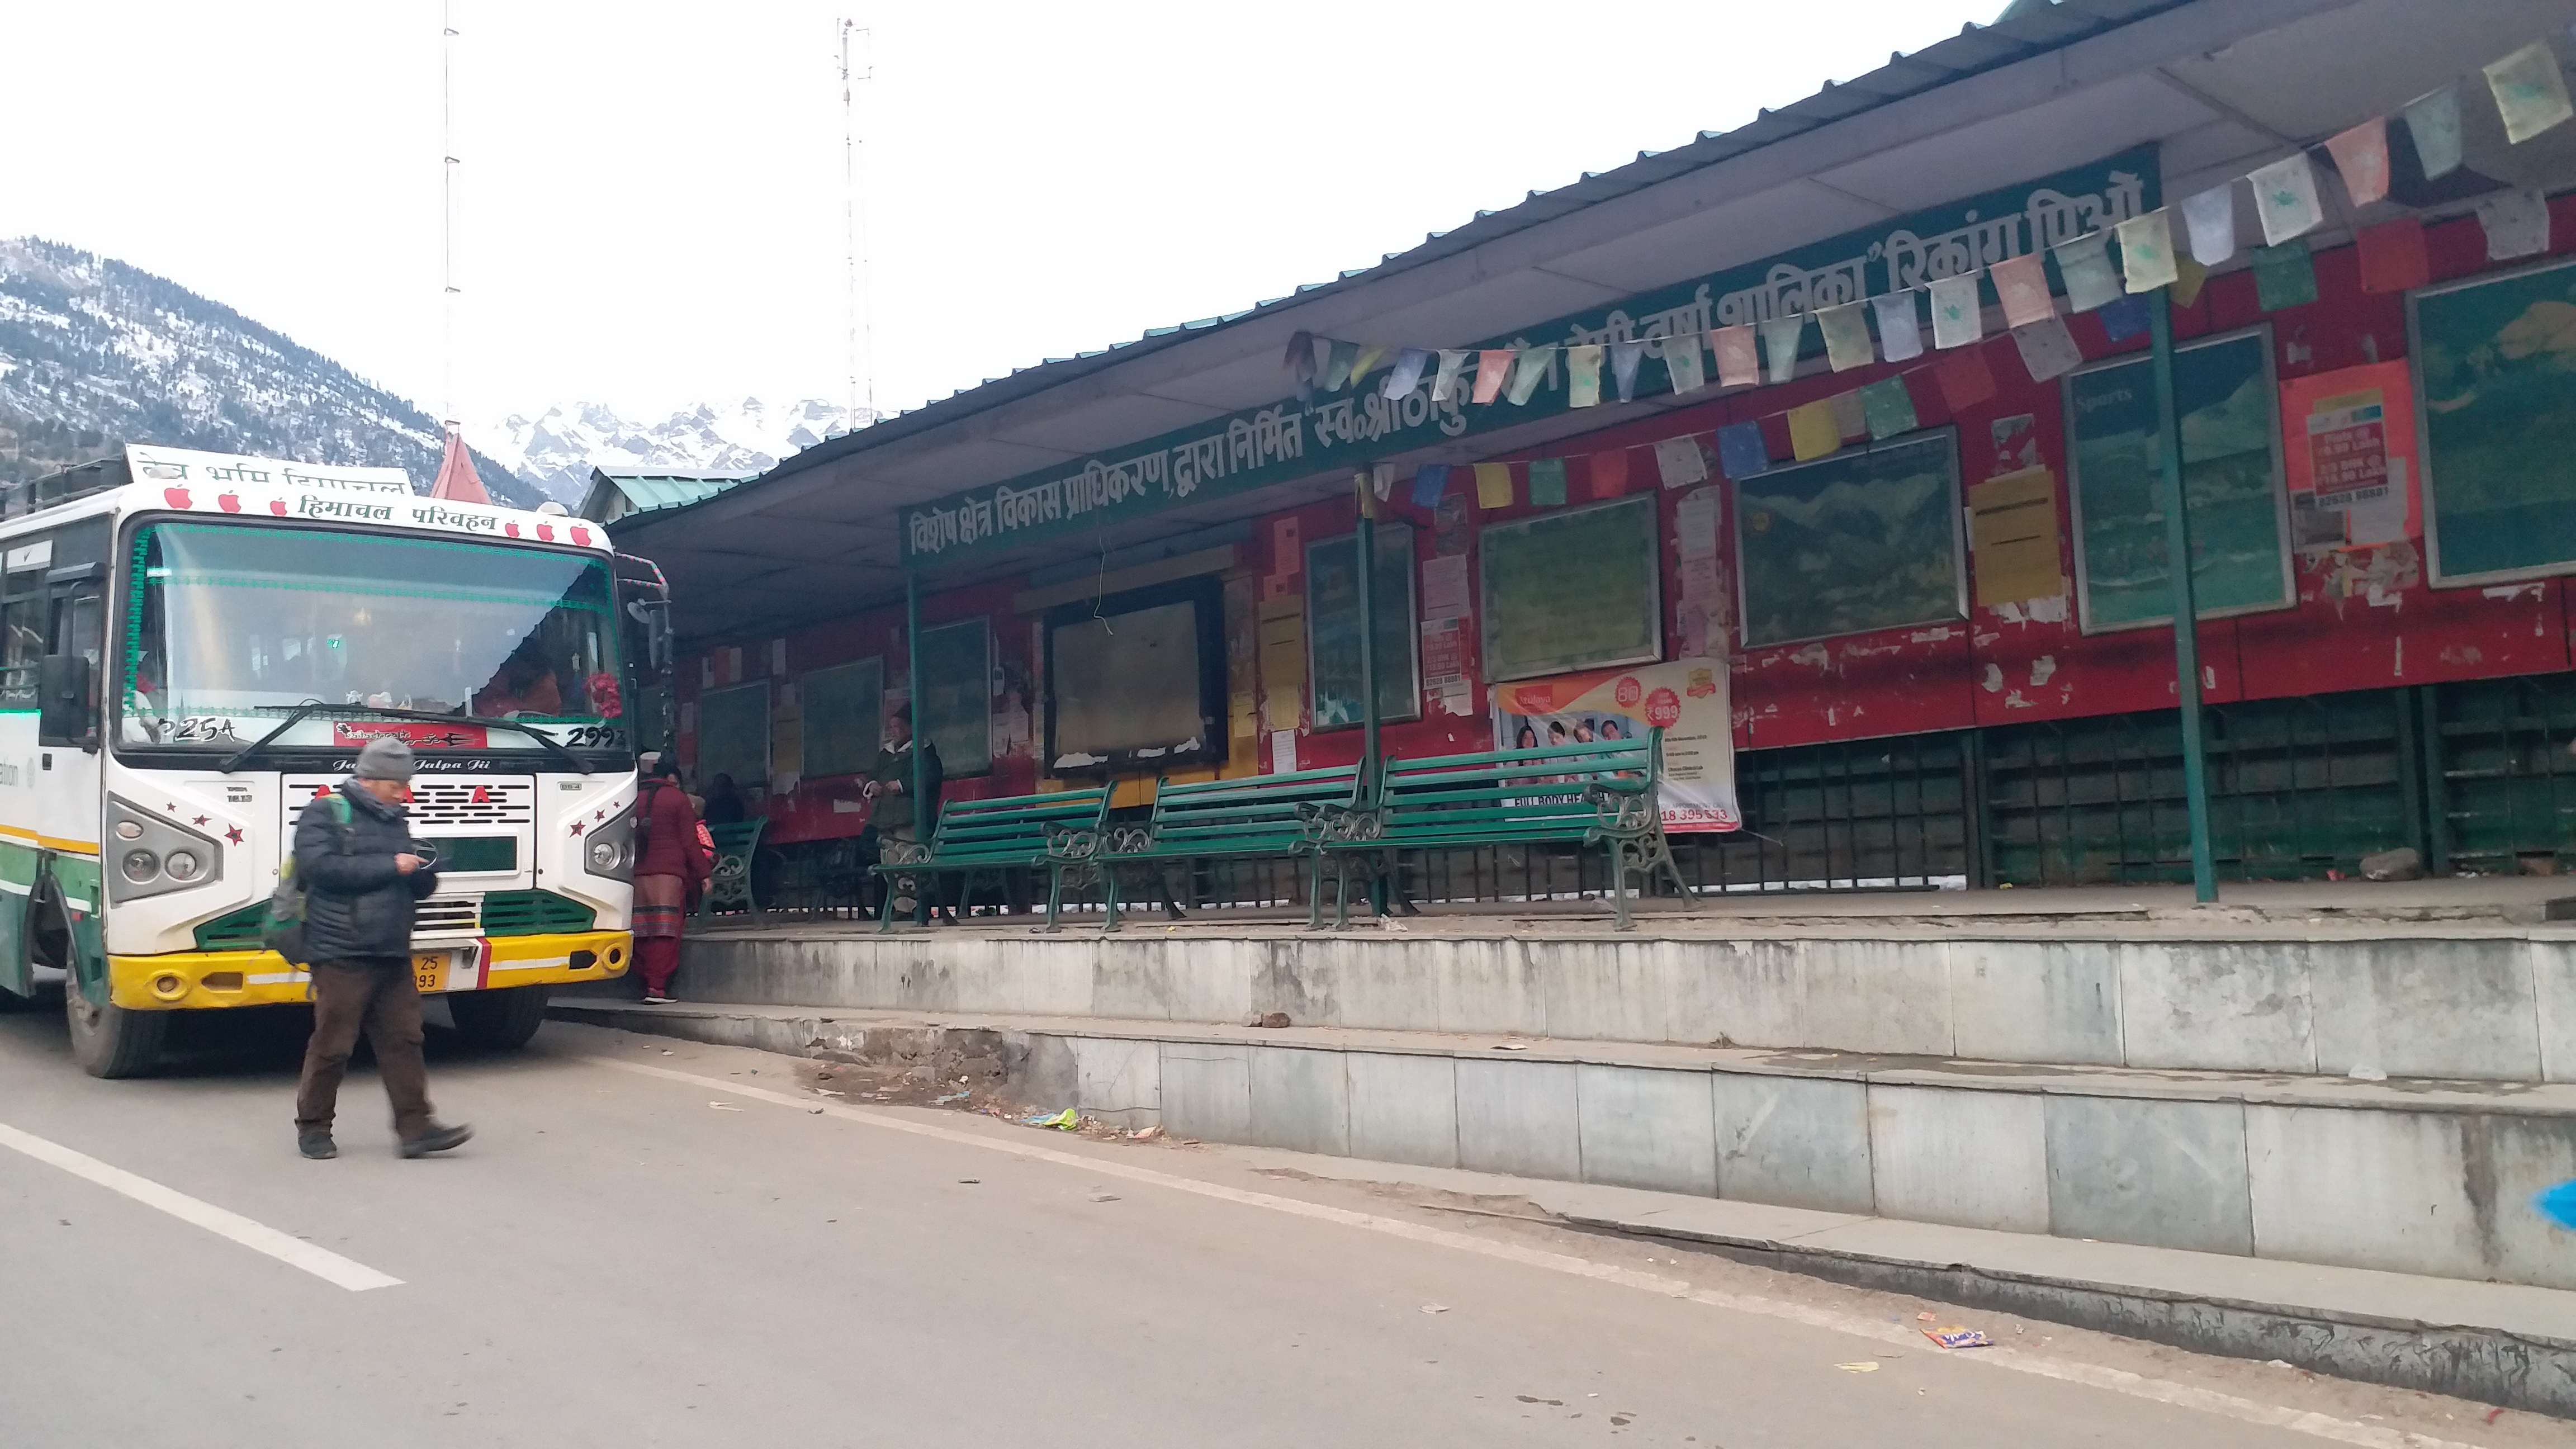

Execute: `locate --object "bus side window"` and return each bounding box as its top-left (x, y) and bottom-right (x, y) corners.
top-left (54, 590), bottom-right (103, 692)
top-left (0, 543), bottom-right (49, 708)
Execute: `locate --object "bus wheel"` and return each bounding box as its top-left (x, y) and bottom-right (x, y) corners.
top-left (447, 986), bottom-right (550, 1050)
top-left (66, 989), bottom-right (169, 1078)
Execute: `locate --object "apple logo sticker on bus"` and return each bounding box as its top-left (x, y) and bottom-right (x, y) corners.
top-left (536, 523), bottom-right (555, 542)
top-left (217, 493), bottom-right (241, 513)
top-left (571, 526), bottom-right (591, 546)
top-left (269, 500), bottom-right (288, 515)
top-left (505, 522), bottom-right (520, 538)
top-left (163, 487), bottom-right (192, 509)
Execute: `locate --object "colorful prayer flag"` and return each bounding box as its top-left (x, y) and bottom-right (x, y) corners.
top-left (2251, 240), bottom-right (2318, 311)
top-left (1323, 339), bottom-right (1360, 392)
top-left (2115, 210), bottom-right (2177, 293)
top-left (2180, 183), bottom-right (2237, 266)
top-left (1528, 457), bottom-right (1568, 507)
top-left (1506, 346), bottom-right (1555, 405)
top-left (2357, 217), bottom-right (2431, 293)
top-left (1990, 253), bottom-right (2053, 329)
top-left (1384, 348), bottom-right (1432, 400)
top-left (1934, 343), bottom-right (1998, 412)
top-left (2485, 40), bottom-right (2574, 144)
top-left (1610, 341), bottom-right (1646, 403)
top-left (1372, 462), bottom-right (1397, 501)
top-left (2171, 253), bottom-right (2209, 309)
top-left (1347, 345), bottom-right (1387, 389)
top-left (1763, 315), bottom-right (1808, 383)
top-left (1716, 421), bottom-right (1769, 480)
top-left (1817, 302), bottom-right (1874, 372)
top-left (1472, 349), bottom-right (1513, 404)
top-left (1666, 335), bottom-right (1707, 395)
top-left (2011, 316), bottom-right (2084, 383)
top-left (1859, 376), bottom-right (1917, 441)
top-left (2325, 116), bottom-right (2390, 209)
top-left (1929, 274), bottom-right (1983, 349)
top-left (2097, 293), bottom-right (2149, 343)
top-left (2053, 231), bottom-right (2122, 313)
top-left (1432, 349), bottom-right (1470, 402)
top-left (1713, 325), bottom-right (1761, 386)
top-left (2478, 188), bottom-right (2552, 260)
top-left (1473, 462), bottom-right (1513, 509)
top-left (1871, 291), bottom-right (1923, 363)
top-left (1566, 344), bottom-right (1604, 408)
top-left (1589, 448), bottom-right (1630, 499)
top-left (1411, 464), bottom-right (1450, 508)
top-left (2403, 84), bottom-right (2464, 180)
top-left (1827, 389), bottom-right (1868, 442)
top-left (1786, 400), bottom-right (1840, 462)
top-left (2248, 153), bottom-right (2322, 246)
top-left (1654, 436), bottom-right (1709, 489)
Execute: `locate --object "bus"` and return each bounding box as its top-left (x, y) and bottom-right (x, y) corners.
top-left (0, 444), bottom-right (671, 1077)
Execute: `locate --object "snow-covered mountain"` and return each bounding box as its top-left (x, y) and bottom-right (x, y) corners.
top-left (0, 236), bottom-right (543, 507)
top-left (477, 397), bottom-right (871, 503)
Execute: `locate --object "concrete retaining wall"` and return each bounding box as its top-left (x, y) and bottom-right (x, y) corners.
top-left (676, 931), bottom-right (2576, 1083)
top-left (563, 1002), bottom-right (2576, 1292)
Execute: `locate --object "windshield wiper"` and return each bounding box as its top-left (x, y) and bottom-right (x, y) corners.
top-left (369, 708), bottom-right (593, 775)
top-left (220, 699), bottom-right (331, 775)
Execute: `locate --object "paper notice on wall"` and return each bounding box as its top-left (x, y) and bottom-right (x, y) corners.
top-left (2283, 361), bottom-right (2420, 548)
top-left (1966, 466), bottom-right (2063, 607)
top-left (1270, 730), bottom-right (1297, 774)
top-left (1421, 553), bottom-right (1470, 624)
top-left (1257, 603), bottom-right (1306, 731)
top-left (1677, 556), bottom-right (1721, 605)
top-left (1421, 619), bottom-right (1473, 716)
top-left (2347, 460), bottom-right (2410, 547)
top-left (1675, 485), bottom-right (1720, 562)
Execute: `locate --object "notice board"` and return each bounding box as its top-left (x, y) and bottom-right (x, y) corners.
top-left (1735, 430), bottom-right (1965, 647)
top-left (917, 619), bottom-right (991, 778)
top-left (2412, 256), bottom-right (2576, 584)
top-left (694, 680), bottom-right (770, 792)
top-left (1479, 495), bottom-right (1661, 682)
top-left (2064, 327), bottom-right (2291, 631)
top-left (1304, 523), bottom-right (1419, 730)
top-left (799, 657), bottom-right (884, 779)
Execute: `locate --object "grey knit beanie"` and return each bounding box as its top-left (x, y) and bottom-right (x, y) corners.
top-left (354, 736), bottom-right (415, 782)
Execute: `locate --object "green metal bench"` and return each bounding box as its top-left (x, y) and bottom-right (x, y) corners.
top-left (1322, 732), bottom-right (1692, 930)
top-left (699, 819), bottom-right (768, 922)
top-left (1095, 764), bottom-right (1367, 932)
top-left (873, 787), bottom-right (1111, 932)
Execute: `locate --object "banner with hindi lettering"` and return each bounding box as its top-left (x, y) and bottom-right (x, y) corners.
top-left (901, 146), bottom-right (2160, 570)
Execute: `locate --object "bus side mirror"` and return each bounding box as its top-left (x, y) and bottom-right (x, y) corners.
top-left (37, 654), bottom-right (94, 750)
top-left (629, 599), bottom-right (674, 671)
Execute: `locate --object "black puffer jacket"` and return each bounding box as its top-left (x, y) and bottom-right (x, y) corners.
top-left (294, 783), bottom-right (439, 962)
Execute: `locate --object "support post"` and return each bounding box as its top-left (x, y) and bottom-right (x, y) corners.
top-left (905, 569), bottom-right (929, 924)
top-left (2149, 291), bottom-right (2218, 902)
top-left (1355, 473), bottom-right (1384, 915)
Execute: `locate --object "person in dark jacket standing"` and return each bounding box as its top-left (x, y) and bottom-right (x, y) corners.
top-left (291, 737), bottom-right (473, 1161)
top-left (632, 755), bottom-right (710, 1003)
top-left (863, 704), bottom-right (943, 918)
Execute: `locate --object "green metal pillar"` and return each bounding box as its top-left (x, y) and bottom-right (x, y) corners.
top-left (905, 569), bottom-right (929, 924)
top-left (1355, 477), bottom-right (1385, 915)
top-left (2148, 291), bottom-right (2218, 902)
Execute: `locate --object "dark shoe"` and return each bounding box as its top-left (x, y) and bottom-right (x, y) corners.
top-left (399, 1122), bottom-right (474, 1158)
top-left (298, 1129), bottom-right (338, 1160)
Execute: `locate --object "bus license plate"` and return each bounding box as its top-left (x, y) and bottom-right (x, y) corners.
top-left (413, 953), bottom-right (449, 993)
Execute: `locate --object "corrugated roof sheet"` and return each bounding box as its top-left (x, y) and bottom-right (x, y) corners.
top-left (585, 471), bottom-right (753, 525)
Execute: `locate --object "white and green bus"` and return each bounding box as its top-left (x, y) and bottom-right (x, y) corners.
top-left (0, 444), bottom-right (669, 1076)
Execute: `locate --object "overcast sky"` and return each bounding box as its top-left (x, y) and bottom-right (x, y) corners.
top-left (2, 1), bottom-right (1999, 443)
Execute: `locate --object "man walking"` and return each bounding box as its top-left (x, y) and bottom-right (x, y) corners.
top-left (292, 737), bottom-right (473, 1161)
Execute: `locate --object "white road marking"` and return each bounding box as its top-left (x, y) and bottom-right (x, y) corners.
top-left (0, 1121), bottom-right (401, 1292)
top-left (596, 1055), bottom-right (2481, 1449)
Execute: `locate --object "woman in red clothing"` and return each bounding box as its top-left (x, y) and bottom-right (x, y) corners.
top-left (632, 755), bottom-right (710, 1003)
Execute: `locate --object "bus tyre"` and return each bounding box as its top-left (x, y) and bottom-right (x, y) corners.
top-left (65, 990), bottom-right (168, 1079)
top-left (448, 985), bottom-right (550, 1050)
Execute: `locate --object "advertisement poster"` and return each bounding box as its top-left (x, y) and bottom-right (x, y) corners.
top-left (2281, 361), bottom-right (2418, 550)
top-left (1489, 659), bottom-right (1739, 832)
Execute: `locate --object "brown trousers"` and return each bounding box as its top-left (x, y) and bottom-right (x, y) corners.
top-left (294, 959), bottom-right (435, 1140)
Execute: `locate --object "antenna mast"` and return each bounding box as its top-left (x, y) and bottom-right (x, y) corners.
top-left (442, 1), bottom-right (462, 433)
top-left (839, 18), bottom-right (872, 430)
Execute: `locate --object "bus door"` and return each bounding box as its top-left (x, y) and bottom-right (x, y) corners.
top-left (30, 527), bottom-right (109, 997)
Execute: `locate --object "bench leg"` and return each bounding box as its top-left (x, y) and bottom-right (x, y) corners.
top-left (1606, 840), bottom-right (1636, 931)
top-left (1304, 854), bottom-right (1324, 932)
top-left (1101, 864), bottom-right (1124, 934)
top-left (875, 877), bottom-right (897, 934)
top-left (1044, 865), bottom-right (1067, 932)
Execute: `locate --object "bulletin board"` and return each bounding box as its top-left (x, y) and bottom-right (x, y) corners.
top-left (693, 680), bottom-right (770, 793)
top-left (2063, 327), bottom-right (2292, 632)
top-left (917, 619), bottom-right (992, 778)
top-left (799, 657), bottom-right (884, 779)
top-left (1735, 430), bottom-right (1965, 647)
top-left (1479, 495), bottom-right (1661, 681)
top-left (1305, 523), bottom-right (1420, 730)
top-left (2411, 256), bottom-right (2576, 585)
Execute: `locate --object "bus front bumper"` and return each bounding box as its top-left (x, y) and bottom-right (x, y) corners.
top-left (108, 932), bottom-right (633, 1011)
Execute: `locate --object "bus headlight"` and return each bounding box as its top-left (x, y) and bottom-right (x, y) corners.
top-left (583, 799), bottom-right (637, 884)
top-left (105, 796), bottom-right (228, 904)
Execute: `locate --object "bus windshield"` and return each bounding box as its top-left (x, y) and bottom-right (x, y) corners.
top-left (121, 520), bottom-right (623, 752)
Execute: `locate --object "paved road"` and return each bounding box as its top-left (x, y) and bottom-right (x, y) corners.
top-left (0, 1001), bottom-right (2531, 1448)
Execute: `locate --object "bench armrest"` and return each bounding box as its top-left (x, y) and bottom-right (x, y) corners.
top-left (1042, 823), bottom-right (1102, 862)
